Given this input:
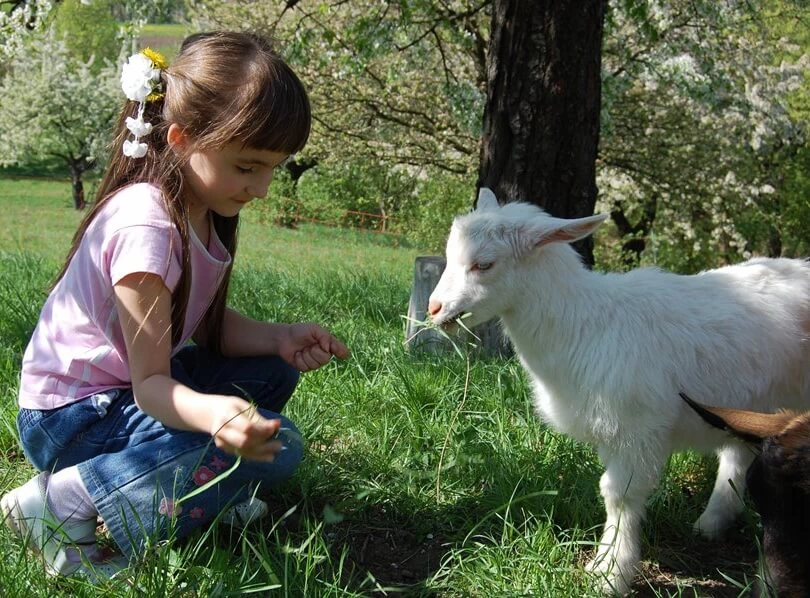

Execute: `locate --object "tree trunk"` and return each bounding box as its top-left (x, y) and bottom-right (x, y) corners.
top-left (69, 163), bottom-right (85, 210)
top-left (478, 0), bottom-right (607, 266)
top-left (285, 157), bottom-right (316, 182)
top-left (405, 1), bottom-right (606, 356)
top-left (611, 194), bottom-right (658, 267)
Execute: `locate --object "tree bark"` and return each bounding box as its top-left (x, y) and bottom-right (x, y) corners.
top-left (69, 162), bottom-right (85, 210)
top-left (285, 157), bottom-right (316, 182)
top-left (478, 0), bottom-right (607, 266)
top-left (611, 194), bottom-right (658, 267)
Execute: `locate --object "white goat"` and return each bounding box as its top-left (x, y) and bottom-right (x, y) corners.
top-left (428, 188), bottom-right (810, 595)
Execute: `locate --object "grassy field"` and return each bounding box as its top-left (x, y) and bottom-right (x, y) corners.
top-left (138, 23), bottom-right (189, 61)
top-left (0, 178), bottom-right (761, 597)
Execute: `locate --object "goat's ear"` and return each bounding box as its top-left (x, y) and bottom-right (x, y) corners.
top-left (531, 213), bottom-right (608, 248)
top-left (476, 187), bottom-right (499, 212)
top-left (680, 392), bottom-right (795, 445)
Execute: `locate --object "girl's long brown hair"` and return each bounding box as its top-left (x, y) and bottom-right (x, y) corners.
top-left (53, 31), bottom-right (311, 352)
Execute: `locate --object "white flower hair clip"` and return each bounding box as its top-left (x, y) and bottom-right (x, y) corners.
top-left (120, 48), bottom-right (167, 159)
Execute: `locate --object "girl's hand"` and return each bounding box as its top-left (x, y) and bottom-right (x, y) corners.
top-left (278, 323), bottom-right (351, 372)
top-left (209, 396), bottom-right (283, 461)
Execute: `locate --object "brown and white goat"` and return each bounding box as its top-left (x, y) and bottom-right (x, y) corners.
top-left (682, 392), bottom-right (810, 597)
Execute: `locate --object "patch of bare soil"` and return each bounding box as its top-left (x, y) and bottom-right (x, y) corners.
top-left (633, 528), bottom-right (759, 597)
top-left (258, 499), bottom-right (448, 595)
top-left (326, 514), bottom-right (448, 593)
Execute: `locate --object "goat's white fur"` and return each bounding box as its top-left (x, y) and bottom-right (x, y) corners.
top-left (429, 189), bottom-right (810, 595)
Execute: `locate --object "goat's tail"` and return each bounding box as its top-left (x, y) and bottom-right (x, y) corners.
top-left (679, 391), bottom-right (797, 444)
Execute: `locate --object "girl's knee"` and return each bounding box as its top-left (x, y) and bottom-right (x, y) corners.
top-left (275, 360), bottom-right (301, 403)
top-left (250, 357), bottom-right (300, 412)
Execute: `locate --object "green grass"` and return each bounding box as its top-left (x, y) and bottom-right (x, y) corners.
top-left (0, 179), bottom-right (761, 596)
top-left (138, 23), bottom-right (188, 61)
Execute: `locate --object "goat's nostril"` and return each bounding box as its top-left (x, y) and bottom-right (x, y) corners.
top-left (427, 300), bottom-right (442, 318)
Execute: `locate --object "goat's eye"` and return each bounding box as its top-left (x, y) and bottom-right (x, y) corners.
top-left (471, 262), bottom-right (493, 272)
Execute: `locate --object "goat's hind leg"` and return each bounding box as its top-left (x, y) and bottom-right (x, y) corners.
top-left (586, 447), bottom-right (666, 595)
top-left (693, 443), bottom-right (753, 538)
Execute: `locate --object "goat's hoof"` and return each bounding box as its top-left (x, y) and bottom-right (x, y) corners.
top-left (599, 575), bottom-right (632, 597)
top-left (692, 514), bottom-right (726, 539)
top-left (585, 556), bottom-right (607, 574)
top-left (586, 566), bottom-right (632, 596)
top-left (585, 555), bottom-right (633, 595)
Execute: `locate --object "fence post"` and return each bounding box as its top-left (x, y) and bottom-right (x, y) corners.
top-left (404, 256), bottom-right (512, 358)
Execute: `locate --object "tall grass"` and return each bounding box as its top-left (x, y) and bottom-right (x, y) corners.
top-left (0, 179), bottom-right (759, 596)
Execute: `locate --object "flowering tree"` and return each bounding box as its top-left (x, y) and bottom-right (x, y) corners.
top-left (0, 0), bottom-right (55, 62)
top-left (189, 0), bottom-right (487, 176)
top-left (189, 0), bottom-right (807, 268)
top-left (0, 0), bottom-right (172, 209)
top-left (597, 0), bottom-right (809, 271)
top-left (1, 0), bottom-right (176, 61)
top-left (0, 32), bottom-right (120, 208)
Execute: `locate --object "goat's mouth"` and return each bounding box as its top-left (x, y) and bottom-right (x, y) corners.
top-left (436, 311), bottom-right (468, 333)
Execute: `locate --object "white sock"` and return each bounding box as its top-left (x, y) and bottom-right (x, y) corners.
top-left (45, 467), bottom-right (98, 544)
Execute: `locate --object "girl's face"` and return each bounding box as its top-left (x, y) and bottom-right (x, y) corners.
top-left (167, 124), bottom-right (288, 220)
top-left (181, 141), bottom-right (289, 219)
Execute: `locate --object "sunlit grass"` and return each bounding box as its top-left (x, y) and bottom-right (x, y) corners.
top-left (0, 177), bottom-right (422, 280)
top-left (138, 23), bottom-right (188, 61)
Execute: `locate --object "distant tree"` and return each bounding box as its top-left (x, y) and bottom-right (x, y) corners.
top-left (51, 0), bottom-right (118, 67)
top-left (0, 33), bottom-right (120, 208)
top-left (2, 0), bottom-right (169, 60)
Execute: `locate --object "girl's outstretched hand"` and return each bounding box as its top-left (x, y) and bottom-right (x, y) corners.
top-left (210, 396), bottom-right (283, 461)
top-left (278, 323), bottom-right (350, 372)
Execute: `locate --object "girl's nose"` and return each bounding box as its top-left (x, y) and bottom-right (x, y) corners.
top-left (246, 173), bottom-right (274, 199)
top-left (246, 184), bottom-right (269, 199)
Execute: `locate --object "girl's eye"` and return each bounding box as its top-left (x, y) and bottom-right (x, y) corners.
top-left (236, 166), bottom-right (253, 174)
top-left (471, 262), bottom-right (493, 272)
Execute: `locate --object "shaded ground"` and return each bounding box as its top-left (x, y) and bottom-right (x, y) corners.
top-left (273, 503), bottom-right (760, 597)
top-left (321, 507), bottom-right (760, 596)
top-left (634, 527), bottom-right (759, 597)
top-left (259, 499), bottom-right (449, 595)
top-left (329, 518), bottom-right (446, 590)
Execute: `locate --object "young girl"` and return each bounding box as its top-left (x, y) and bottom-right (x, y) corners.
top-left (1, 31), bottom-right (349, 579)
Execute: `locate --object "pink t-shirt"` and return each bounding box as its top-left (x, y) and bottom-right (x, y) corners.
top-left (19, 183), bottom-right (232, 410)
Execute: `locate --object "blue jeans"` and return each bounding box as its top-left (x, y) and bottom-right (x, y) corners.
top-left (17, 346), bottom-right (304, 558)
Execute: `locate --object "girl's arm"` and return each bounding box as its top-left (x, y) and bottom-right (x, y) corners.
top-left (215, 308), bottom-right (350, 372)
top-left (114, 273), bottom-right (282, 461)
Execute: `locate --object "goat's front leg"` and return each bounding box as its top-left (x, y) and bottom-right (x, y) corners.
top-left (586, 447), bottom-right (666, 596)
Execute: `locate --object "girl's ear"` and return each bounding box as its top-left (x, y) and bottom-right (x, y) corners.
top-left (166, 123), bottom-right (190, 151)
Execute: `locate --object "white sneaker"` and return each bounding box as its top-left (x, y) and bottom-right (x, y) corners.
top-left (220, 497), bottom-right (268, 529)
top-left (1, 472), bottom-right (127, 579)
